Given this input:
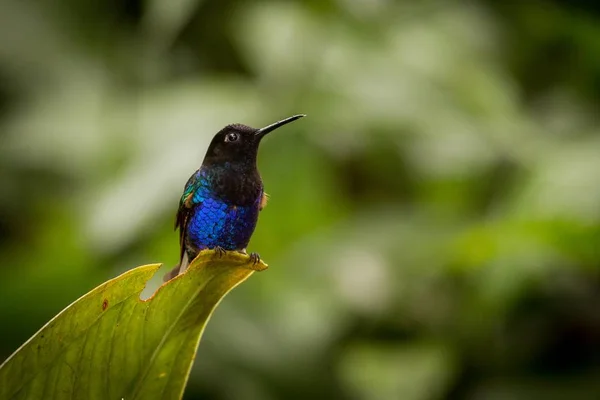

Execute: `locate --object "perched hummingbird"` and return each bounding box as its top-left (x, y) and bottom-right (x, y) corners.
top-left (164, 114), bottom-right (306, 281)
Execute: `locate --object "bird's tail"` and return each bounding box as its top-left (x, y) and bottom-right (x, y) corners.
top-left (162, 252), bottom-right (190, 282)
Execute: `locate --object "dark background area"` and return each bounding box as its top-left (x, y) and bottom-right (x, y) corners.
top-left (0, 0), bottom-right (599, 399)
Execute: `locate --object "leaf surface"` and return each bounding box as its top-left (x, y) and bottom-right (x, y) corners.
top-left (0, 250), bottom-right (267, 400)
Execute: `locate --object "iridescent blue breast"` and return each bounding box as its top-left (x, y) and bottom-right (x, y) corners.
top-left (185, 171), bottom-right (261, 251)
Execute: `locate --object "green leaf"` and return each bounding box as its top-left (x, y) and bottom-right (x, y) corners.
top-left (0, 250), bottom-right (267, 400)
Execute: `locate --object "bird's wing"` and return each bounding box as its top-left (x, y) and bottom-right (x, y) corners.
top-left (175, 173), bottom-right (203, 264)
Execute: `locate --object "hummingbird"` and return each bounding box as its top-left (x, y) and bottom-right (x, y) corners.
top-left (164, 114), bottom-right (306, 281)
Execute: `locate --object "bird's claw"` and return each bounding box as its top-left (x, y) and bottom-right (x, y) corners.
top-left (213, 246), bottom-right (226, 258)
top-left (249, 252), bottom-right (261, 265)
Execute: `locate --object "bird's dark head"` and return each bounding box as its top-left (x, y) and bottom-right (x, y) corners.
top-left (203, 114), bottom-right (305, 166)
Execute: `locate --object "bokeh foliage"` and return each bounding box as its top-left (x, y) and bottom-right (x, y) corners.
top-left (0, 1), bottom-right (599, 399)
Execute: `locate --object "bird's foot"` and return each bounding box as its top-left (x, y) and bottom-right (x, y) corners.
top-left (249, 252), bottom-right (261, 265)
top-left (212, 246), bottom-right (226, 258)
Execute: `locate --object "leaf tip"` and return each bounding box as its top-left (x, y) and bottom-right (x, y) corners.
top-left (191, 249), bottom-right (269, 271)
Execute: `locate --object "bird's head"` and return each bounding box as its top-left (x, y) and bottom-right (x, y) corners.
top-left (203, 114), bottom-right (305, 166)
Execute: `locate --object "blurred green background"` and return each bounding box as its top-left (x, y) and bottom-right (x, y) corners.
top-left (1, 0), bottom-right (599, 399)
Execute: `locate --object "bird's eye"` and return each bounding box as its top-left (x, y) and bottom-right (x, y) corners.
top-left (225, 132), bottom-right (239, 142)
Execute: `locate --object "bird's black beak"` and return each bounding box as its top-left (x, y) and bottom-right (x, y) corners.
top-left (255, 114), bottom-right (306, 139)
